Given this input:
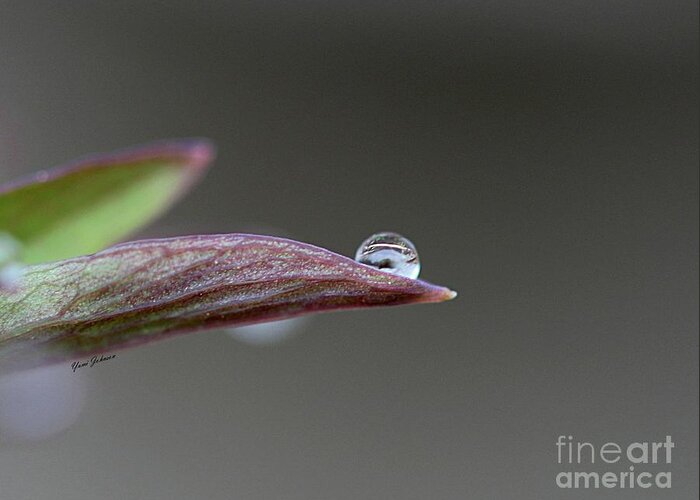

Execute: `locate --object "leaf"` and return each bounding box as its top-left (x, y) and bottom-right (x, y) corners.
top-left (0, 234), bottom-right (456, 372)
top-left (0, 139), bottom-right (214, 265)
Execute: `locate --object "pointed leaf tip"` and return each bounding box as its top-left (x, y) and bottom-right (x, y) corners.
top-left (0, 234), bottom-right (456, 372)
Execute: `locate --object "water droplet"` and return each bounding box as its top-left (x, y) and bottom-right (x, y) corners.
top-left (0, 232), bottom-right (20, 265)
top-left (0, 263), bottom-right (24, 291)
top-left (355, 232), bottom-right (420, 279)
top-left (0, 233), bottom-right (23, 291)
top-left (0, 363), bottom-right (87, 442)
top-left (225, 316), bottom-right (309, 346)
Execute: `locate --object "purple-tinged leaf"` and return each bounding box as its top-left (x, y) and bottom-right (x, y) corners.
top-left (0, 234), bottom-right (456, 372)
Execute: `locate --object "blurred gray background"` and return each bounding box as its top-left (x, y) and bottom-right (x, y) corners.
top-left (0, 1), bottom-right (697, 499)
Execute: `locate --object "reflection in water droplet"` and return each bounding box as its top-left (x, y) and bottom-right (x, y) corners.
top-left (354, 232), bottom-right (420, 279)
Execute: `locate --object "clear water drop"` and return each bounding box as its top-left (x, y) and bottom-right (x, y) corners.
top-left (354, 232), bottom-right (420, 279)
top-left (0, 362), bottom-right (87, 442)
top-left (0, 233), bottom-right (23, 291)
top-left (225, 316), bottom-right (309, 346)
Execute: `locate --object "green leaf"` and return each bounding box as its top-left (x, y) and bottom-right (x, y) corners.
top-left (0, 234), bottom-right (456, 373)
top-left (0, 139), bottom-right (214, 265)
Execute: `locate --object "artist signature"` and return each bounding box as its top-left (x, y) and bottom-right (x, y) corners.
top-left (70, 354), bottom-right (116, 372)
